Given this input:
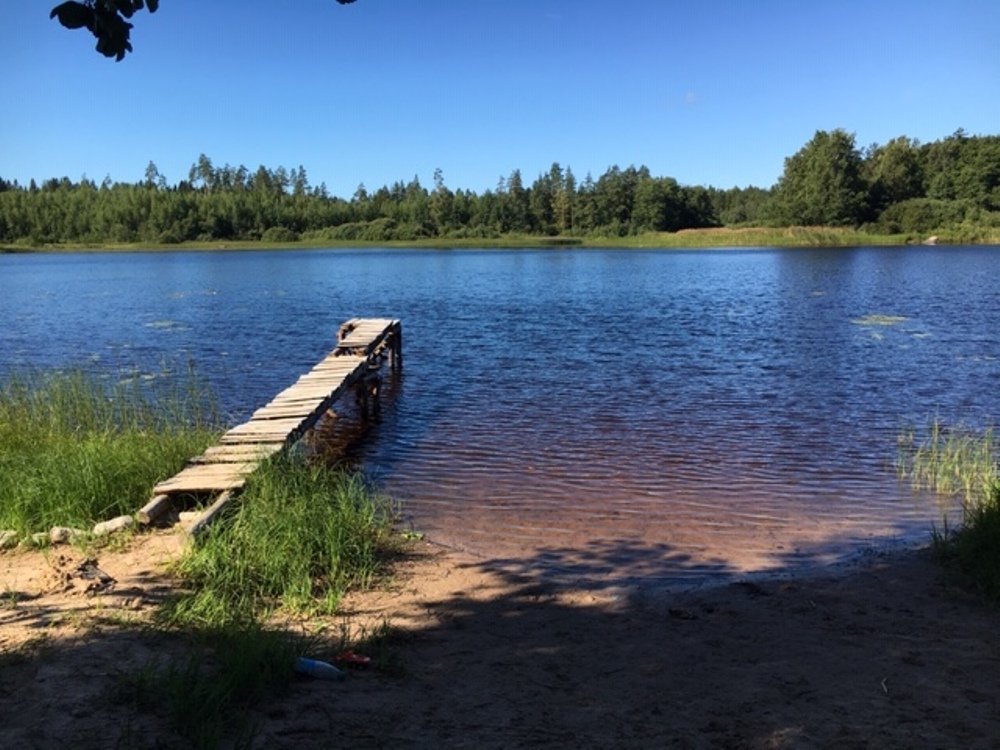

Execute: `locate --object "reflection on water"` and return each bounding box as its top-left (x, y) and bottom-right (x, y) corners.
top-left (2, 246), bottom-right (998, 588)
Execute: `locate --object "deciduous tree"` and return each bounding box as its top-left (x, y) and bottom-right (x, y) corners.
top-left (770, 129), bottom-right (868, 226)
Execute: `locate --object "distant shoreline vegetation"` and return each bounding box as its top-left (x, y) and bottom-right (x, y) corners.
top-left (5, 226), bottom-right (991, 253)
top-left (1, 129), bottom-right (997, 250)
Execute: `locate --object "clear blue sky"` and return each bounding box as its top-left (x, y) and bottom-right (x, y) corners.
top-left (2, 0), bottom-right (998, 197)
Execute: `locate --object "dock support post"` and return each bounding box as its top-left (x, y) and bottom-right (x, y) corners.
top-left (391, 324), bottom-right (403, 373)
top-left (137, 494), bottom-right (173, 526)
top-left (185, 490), bottom-right (234, 538)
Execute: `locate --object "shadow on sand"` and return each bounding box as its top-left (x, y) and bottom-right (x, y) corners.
top-left (1, 537), bottom-right (998, 749)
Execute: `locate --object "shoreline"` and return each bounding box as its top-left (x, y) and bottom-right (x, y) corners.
top-left (4, 226), bottom-right (998, 254)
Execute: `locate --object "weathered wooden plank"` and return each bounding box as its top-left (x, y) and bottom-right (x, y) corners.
top-left (252, 406), bottom-right (316, 418)
top-left (295, 372), bottom-right (359, 382)
top-left (185, 490), bottom-right (234, 537)
top-left (220, 432), bottom-right (299, 445)
top-left (137, 493), bottom-right (173, 525)
top-left (312, 360), bottom-right (366, 368)
top-left (251, 408), bottom-right (328, 422)
top-left (224, 417), bottom-right (309, 435)
top-left (336, 319), bottom-right (399, 355)
top-left (313, 356), bottom-right (368, 366)
top-left (271, 388), bottom-right (343, 398)
top-left (192, 444), bottom-right (284, 463)
top-left (149, 318), bottom-right (399, 511)
top-left (260, 399), bottom-right (337, 411)
top-left (153, 463), bottom-right (255, 494)
top-left (219, 433), bottom-right (292, 445)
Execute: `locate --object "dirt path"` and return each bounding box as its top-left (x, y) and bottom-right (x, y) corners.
top-left (1, 532), bottom-right (998, 748)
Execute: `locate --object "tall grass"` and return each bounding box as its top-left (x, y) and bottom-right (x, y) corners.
top-left (897, 420), bottom-right (997, 507)
top-left (0, 369), bottom-right (219, 533)
top-left (142, 458), bottom-right (399, 745)
top-left (4, 370), bottom-right (404, 747)
top-left (933, 484), bottom-right (1000, 602)
top-left (899, 420), bottom-right (1000, 600)
top-left (119, 624), bottom-right (300, 749)
top-left (163, 457), bottom-right (399, 628)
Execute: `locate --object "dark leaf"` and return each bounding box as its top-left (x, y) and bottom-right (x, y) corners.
top-left (114, 0), bottom-right (135, 19)
top-left (91, 7), bottom-right (133, 61)
top-left (50, 2), bottom-right (94, 30)
top-left (147, 0), bottom-right (159, 12)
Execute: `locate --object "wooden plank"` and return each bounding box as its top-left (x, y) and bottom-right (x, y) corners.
top-left (185, 490), bottom-right (234, 537)
top-left (311, 362), bottom-right (365, 369)
top-left (219, 423), bottom-right (316, 444)
top-left (160, 464), bottom-right (256, 478)
top-left (252, 408), bottom-right (329, 421)
top-left (252, 406), bottom-right (317, 418)
top-left (312, 360), bottom-right (366, 369)
top-left (153, 463), bottom-right (255, 494)
top-left (277, 388), bottom-right (344, 399)
top-left (261, 399), bottom-right (336, 411)
top-left (336, 320), bottom-right (398, 354)
top-left (219, 433), bottom-right (293, 445)
top-left (192, 444), bottom-right (284, 463)
top-left (295, 372), bottom-right (358, 382)
top-left (224, 417), bottom-right (310, 435)
top-left (150, 318), bottom-right (399, 506)
top-left (220, 432), bottom-right (298, 445)
top-left (137, 493), bottom-right (173, 525)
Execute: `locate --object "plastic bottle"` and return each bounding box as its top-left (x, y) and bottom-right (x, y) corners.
top-left (294, 657), bottom-right (346, 681)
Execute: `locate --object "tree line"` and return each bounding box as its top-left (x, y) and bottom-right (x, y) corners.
top-left (1, 129), bottom-right (996, 246)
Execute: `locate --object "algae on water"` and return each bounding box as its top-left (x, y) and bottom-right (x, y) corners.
top-left (851, 314), bottom-right (908, 327)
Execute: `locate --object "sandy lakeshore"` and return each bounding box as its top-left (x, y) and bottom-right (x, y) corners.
top-left (1, 531), bottom-right (998, 749)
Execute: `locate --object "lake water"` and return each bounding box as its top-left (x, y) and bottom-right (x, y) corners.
top-left (3, 246), bottom-right (999, 589)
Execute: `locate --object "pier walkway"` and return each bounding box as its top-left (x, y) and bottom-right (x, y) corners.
top-left (139, 318), bottom-right (401, 532)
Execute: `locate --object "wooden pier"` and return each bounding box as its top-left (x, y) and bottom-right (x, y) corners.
top-left (139, 318), bottom-right (401, 533)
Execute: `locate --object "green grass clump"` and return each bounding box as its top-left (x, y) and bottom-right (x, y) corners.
top-left (119, 624), bottom-right (299, 749)
top-left (164, 457), bottom-right (398, 627)
top-left (897, 420), bottom-right (997, 506)
top-left (0, 370), bottom-right (219, 534)
top-left (933, 484), bottom-right (1000, 601)
top-left (899, 420), bottom-right (1000, 600)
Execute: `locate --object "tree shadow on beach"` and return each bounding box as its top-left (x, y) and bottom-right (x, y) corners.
top-left (2, 533), bottom-right (998, 749)
top-left (286, 534), bottom-right (998, 749)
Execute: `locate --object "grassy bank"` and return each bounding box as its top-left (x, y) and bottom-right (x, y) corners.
top-left (1, 369), bottom-right (403, 746)
top-left (0, 369), bottom-right (399, 612)
top-left (128, 457), bottom-right (400, 747)
top-left (163, 457), bottom-right (399, 628)
top-left (0, 370), bottom-right (219, 535)
top-left (899, 421), bottom-right (1000, 600)
top-left (5, 225), bottom-right (999, 253)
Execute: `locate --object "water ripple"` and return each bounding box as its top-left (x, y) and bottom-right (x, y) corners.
top-left (3, 246), bottom-right (998, 587)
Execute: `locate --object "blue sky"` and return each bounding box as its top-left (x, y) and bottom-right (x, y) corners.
top-left (2, 0), bottom-right (998, 197)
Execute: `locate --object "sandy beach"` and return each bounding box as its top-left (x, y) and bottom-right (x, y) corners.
top-left (1, 531), bottom-right (998, 749)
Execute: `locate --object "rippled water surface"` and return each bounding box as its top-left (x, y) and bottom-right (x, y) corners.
top-left (3, 247), bottom-right (999, 587)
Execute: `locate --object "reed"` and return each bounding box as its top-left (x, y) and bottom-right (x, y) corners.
top-left (932, 484), bottom-right (1000, 601)
top-left (163, 456), bottom-right (399, 628)
top-left (897, 420), bottom-right (997, 508)
top-left (0, 370), bottom-right (219, 534)
top-left (899, 420), bottom-right (1000, 600)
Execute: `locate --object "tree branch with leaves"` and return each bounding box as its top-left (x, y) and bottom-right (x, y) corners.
top-left (50, 0), bottom-right (356, 61)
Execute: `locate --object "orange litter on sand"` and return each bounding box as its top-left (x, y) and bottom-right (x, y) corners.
top-left (335, 650), bottom-right (371, 668)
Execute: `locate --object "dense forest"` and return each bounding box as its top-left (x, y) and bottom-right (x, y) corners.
top-left (1, 129), bottom-right (997, 246)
